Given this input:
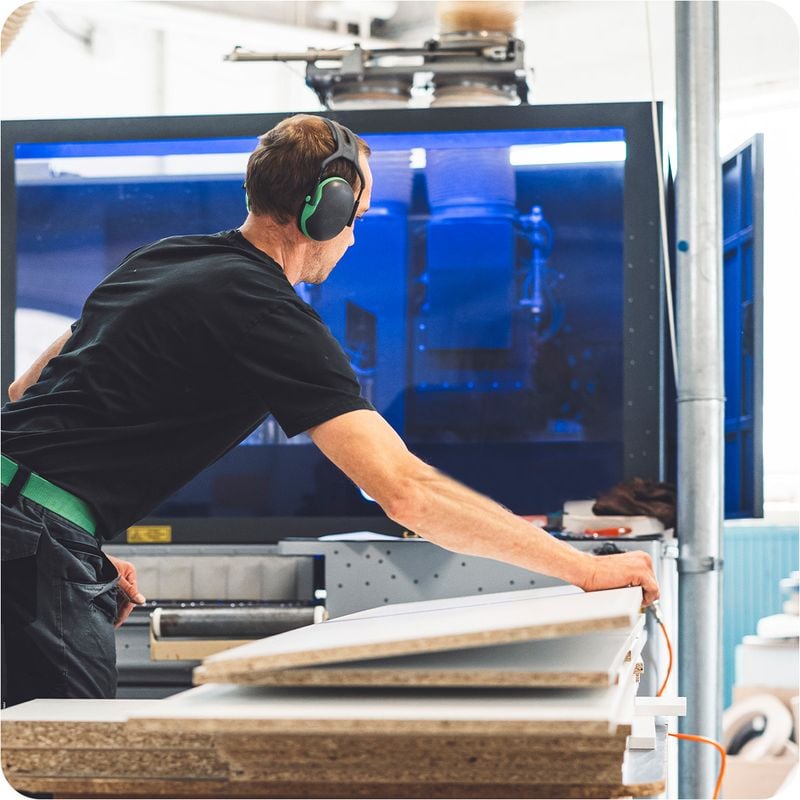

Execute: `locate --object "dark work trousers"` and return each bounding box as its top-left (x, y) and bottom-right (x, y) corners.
top-left (1, 491), bottom-right (120, 707)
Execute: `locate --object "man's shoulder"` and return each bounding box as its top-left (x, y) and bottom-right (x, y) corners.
top-left (131, 230), bottom-right (264, 262)
top-left (125, 230), bottom-right (287, 286)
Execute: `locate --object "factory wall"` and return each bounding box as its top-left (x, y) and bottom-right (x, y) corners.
top-left (0, 1), bottom-right (326, 118)
top-left (723, 522), bottom-right (799, 708)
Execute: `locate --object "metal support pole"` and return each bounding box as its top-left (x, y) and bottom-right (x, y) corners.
top-left (675, 2), bottom-right (724, 798)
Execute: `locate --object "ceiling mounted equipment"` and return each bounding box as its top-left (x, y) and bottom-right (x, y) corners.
top-left (224, 34), bottom-right (528, 109)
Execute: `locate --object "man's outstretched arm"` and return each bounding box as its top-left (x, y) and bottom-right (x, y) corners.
top-left (8, 328), bottom-right (72, 402)
top-left (309, 409), bottom-right (659, 605)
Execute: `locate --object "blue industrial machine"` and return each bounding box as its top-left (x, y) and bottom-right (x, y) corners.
top-left (721, 136), bottom-right (764, 518)
top-left (1, 104), bottom-right (757, 537)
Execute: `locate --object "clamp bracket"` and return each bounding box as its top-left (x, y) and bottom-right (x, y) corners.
top-left (661, 540), bottom-right (679, 560)
top-left (677, 556), bottom-right (724, 574)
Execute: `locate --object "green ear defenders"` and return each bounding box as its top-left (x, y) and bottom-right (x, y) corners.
top-left (298, 118), bottom-right (365, 242)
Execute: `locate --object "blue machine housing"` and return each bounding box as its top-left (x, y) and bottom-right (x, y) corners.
top-left (721, 136), bottom-right (764, 518)
top-left (2, 106), bottom-right (675, 538)
top-left (423, 216), bottom-right (516, 351)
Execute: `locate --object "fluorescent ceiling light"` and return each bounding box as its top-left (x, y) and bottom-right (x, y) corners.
top-left (510, 141), bottom-right (627, 165)
top-left (20, 153), bottom-right (249, 180)
top-left (409, 142), bottom-right (626, 170)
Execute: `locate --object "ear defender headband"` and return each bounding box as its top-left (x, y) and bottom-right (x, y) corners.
top-left (298, 118), bottom-right (365, 242)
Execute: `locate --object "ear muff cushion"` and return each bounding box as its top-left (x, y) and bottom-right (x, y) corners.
top-left (299, 177), bottom-right (356, 241)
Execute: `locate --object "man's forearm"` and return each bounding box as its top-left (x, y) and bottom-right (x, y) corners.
top-left (387, 460), bottom-right (591, 586)
top-left (310, 410), bottom-right (659, 604)
top-left (385, 459), bottom-right (659, 605)
top-left (8, 329), bottom-right (72, 402)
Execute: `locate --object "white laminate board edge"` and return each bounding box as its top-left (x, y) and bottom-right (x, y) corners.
top-left (197, 586), bottom-right (644, 678)
top-left (233, 616), bottom-right (649, 688)
top-left (0, 699), bottom-right (162, 723)
top-left (127, 682), bottom-right (634, 731)
top-left (608, 628), bottom-right (648, 732)
top-left (609, 615), bottom-right (647, 679)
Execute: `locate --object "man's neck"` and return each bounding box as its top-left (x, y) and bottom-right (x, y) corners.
top-left (238, 214), bottom-right (310, 285)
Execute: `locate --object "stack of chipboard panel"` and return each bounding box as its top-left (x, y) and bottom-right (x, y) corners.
top-left (2, 585), bottom-right (667, 798)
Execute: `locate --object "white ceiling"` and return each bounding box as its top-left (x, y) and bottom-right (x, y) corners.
top-left (1, 0), bottom-right (797, 118)
top-left (142, 0), bottom-right (800, 105)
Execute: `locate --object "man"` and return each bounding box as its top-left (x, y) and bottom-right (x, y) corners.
top-left (1, 114), bottom-right (658, 706)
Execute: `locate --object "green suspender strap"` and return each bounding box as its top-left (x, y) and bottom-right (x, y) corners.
top-left (1, 454), bottom-right (97, 536)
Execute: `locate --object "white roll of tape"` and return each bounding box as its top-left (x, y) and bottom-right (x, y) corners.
top-left (723, 694), bottom-right (794, 761)
top-left (150, 607), bottom-right (163, 640)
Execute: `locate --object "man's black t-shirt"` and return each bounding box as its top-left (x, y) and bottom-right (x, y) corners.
top-left (1, 230), bottom-right (373, 539)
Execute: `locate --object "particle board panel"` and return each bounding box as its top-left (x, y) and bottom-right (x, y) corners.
top-left (0, 701), bottom-right (629, 753)
top-left (1, 733), bottom-right (628, 785)
top-left (0, 779), bottom-right (648, 799)
top-left (8, 735), bottom-right (667, 800)
top-left (0, 699), bottom-right (213, 750)
top-left (214, 742), bottom-right (627, 784)
top-left (126, 678), bottom-right (636, 736)
top-left (195, 586), bottom-right (644, 683)
top-left (150, 635), bottom-right (255, 661)
top-left (2, 747), bottom-right (228, 780)
top-left (2, 717), bottom-right (665, 798)
top-left (222, 616), bottom-right (646, 688)
top-left (213, 731), bottom-right (630, 755)
top-left (5, 745), bottom-right (663, 798)
top-left (3, 738), bottom-right (627, 786)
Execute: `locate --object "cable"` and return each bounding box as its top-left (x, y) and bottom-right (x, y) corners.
top-left (668, 732), bottom-right (727, 800)
top-left (648, 599), bottom-right (673, 696)
top-left (643, 1), bottom-right (679, 391)
top-left (657, 620), bottom-right (673, 697)
top-left (647, 604), bottom-right (727, 799)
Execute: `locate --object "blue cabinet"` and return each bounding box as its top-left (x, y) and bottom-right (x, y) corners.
top-left (722, 136), bottom-right (764, 519)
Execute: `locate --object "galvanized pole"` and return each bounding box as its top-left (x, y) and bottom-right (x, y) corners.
top-left (675, 2), bottom-right (725, 798)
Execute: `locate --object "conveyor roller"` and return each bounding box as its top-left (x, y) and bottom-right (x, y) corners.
top-left (151, 606), bottom-right (325, 640)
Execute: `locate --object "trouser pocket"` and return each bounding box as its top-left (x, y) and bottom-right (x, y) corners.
top-left (2, 509), bottom-right (120, 704)
top-left (45, 520), bottom-right (120, 699)
top-left (56, 571), bottom-right (120, 698)
top-left (2, 498), bottom-right (47, 705)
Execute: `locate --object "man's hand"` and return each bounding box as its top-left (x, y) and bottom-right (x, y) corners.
top-left (106, 554), bottom-right (146, 628)
top-left (578, 550), bottom-right (659, 606)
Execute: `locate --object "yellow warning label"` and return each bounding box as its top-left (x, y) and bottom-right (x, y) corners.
top-left (126, 525), bottom-right (172, 544)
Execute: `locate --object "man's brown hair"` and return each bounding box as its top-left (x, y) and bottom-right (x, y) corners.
top-left (245, 114), bottom-right (371, 224)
